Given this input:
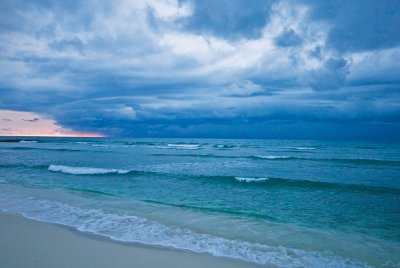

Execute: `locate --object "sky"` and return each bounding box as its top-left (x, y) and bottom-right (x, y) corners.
top-left (0, 0), bottom-right (399, 139)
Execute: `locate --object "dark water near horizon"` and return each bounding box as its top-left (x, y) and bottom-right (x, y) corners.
top-left (0, 137), bottom-right (399, 267)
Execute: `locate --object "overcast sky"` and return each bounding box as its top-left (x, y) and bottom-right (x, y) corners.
top-left (0, 0), bottom-right (399, 139)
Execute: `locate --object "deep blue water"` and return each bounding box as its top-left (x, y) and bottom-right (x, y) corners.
top-left (0, 137), bottom-right (399, 267)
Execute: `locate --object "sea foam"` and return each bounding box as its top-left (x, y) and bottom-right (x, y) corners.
top-left (254, 155), bottom-right (292, 159)
top-left (235, 177), bottom-right (270, 182)
top-left (166, 144), bottom-right (200, 150)
top-left (0, 192), bottom-right (371, 268)
top-left (48, 165), bottom-right (130, 175)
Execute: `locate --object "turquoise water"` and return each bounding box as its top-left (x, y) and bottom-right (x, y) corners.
top-left (0, 137), bottom-right (399, 267)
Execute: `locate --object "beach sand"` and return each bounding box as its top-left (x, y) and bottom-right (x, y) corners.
top-left (0, 213), bottom-right (263, 268)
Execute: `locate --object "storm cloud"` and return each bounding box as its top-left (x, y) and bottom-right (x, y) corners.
top-left (0, 0), bottom-right (399, 139)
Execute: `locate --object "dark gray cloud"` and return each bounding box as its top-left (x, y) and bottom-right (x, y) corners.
top-left (181, 0), bottom-right (275, 40)
top-left (0, 0), bottom-right (399, 139)
top-left (0, 127), bottom-right (12, 131)
top-left (304, 57), bottom-right (349, 91)
top-left (305, 0), bottom-right (400, 52)
top-left (22, 118), bottom-right (40, 122)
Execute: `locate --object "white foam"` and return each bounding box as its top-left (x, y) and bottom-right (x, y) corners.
top-left (0, 193), bottom-right (371, 268)
top-left (235, 177), bottom-right (270, 182)
top-left (255, 155), bottom-right (291, 159)
top-left (48, 165), bottom-right (130, 175)
top-left (19, 140), bottom-right (38, 143)
top-left (292, 147), bottom-right (317, 150)
top-left (166, 144), bottom-right (200, 150)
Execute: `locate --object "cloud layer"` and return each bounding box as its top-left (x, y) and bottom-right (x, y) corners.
top-left (0, 0), bottom-right (399, 139)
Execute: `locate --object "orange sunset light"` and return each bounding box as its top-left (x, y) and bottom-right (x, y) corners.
top-left (0, 110), bottom-right (105, 137)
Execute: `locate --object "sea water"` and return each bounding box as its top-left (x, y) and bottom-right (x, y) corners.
top-left (0, 137), bottom-right (399, 267)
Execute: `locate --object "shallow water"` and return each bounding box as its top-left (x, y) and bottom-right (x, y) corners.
top-left (1, 137), bottom-right (399, 267)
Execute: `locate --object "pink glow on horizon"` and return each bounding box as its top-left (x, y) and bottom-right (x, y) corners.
top-left (0, 110), bottom-right (105, 137)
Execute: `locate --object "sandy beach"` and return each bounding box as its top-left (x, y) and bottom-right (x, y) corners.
top-left (0, 213), bottom-right (262, 268)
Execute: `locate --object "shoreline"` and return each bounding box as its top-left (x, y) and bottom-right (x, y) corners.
top-left (0, 212), bottom-right (264, 268)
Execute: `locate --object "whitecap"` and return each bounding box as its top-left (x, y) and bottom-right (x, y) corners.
top-left (166, 144), bottom-right (200, 150)
top-left (214, 144), bottom-right (234, 149)
top-left (48, 165), bottom-right (130, 175)
top-left (255, 155), bottom-right (291, 159)
top-left (235, 177), bottom-right (270, 182)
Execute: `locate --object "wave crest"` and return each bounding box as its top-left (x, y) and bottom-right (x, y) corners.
top-left (253, 155), bottom-right (292, 159)
top-left (48, 165), bottom-right (130, 175)
top-left (235, 177), bottom-right (270, 182)
top-left (166, 144), bottom-right (200, 150)
top-left (0, 193), bottom-right (371, 268)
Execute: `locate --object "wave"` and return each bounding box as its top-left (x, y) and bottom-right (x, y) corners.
top-left (327, 158), bottom-right (400, 166)
top-left (0, 193), bottom-right (370, 268)
top-left (238, 144), bottom-right (262, 148)
top-left (235, 177), bottom-right (270, 182)
top-left (0, 163), bottom-right (147, 177)
top-left (3, 147), bottom-right (84, 152)
top-left (355, 146), bottom-right (379, 150)
top-left (124, 141), bottom-right (158, 146)
top-left (48, 165), bottom-right (130, 175)
top-left (148, 152), bottom-right (400, 167)
top-left (0, 163), bottom-right (24, 168)
top-left (252, 155), bottom-right (293, 160)
top-left (154, 173), bottom-right (400, 195)
top-left (151, 153), bottom-right (239, 159)
top-left (166, 144), bottom-right (200, 150)
top-left (250, 155), bottom-right (400, 166)
top-left (213, 144), bottom-right (235, 149)
top-left (286, 147), bottom-right (318, 150)
top-left (2, 163), bottom-right (399, 195)
top-left (232, 177), bottom-right (400, 195)
top-left (143, 199), bottom-right (279, 222)
top-left (152, 153), bottom-right (293, 160)
top-left (64, 186), bottom-right (116, 197)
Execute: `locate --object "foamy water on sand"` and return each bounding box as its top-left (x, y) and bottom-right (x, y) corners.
top-left (1, 138), bottom-right (399, 267)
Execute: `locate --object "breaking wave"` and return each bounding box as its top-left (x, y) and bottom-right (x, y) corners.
top-left (235, 177), bottom-right (271, 182)
top-left (0, 193), bottom-right (371, 268)
top-left (48, 165), bottom-right (130, 175)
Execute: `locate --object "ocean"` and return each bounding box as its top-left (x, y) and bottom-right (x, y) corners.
top-left (0, 137), bottom-right (399, 267)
